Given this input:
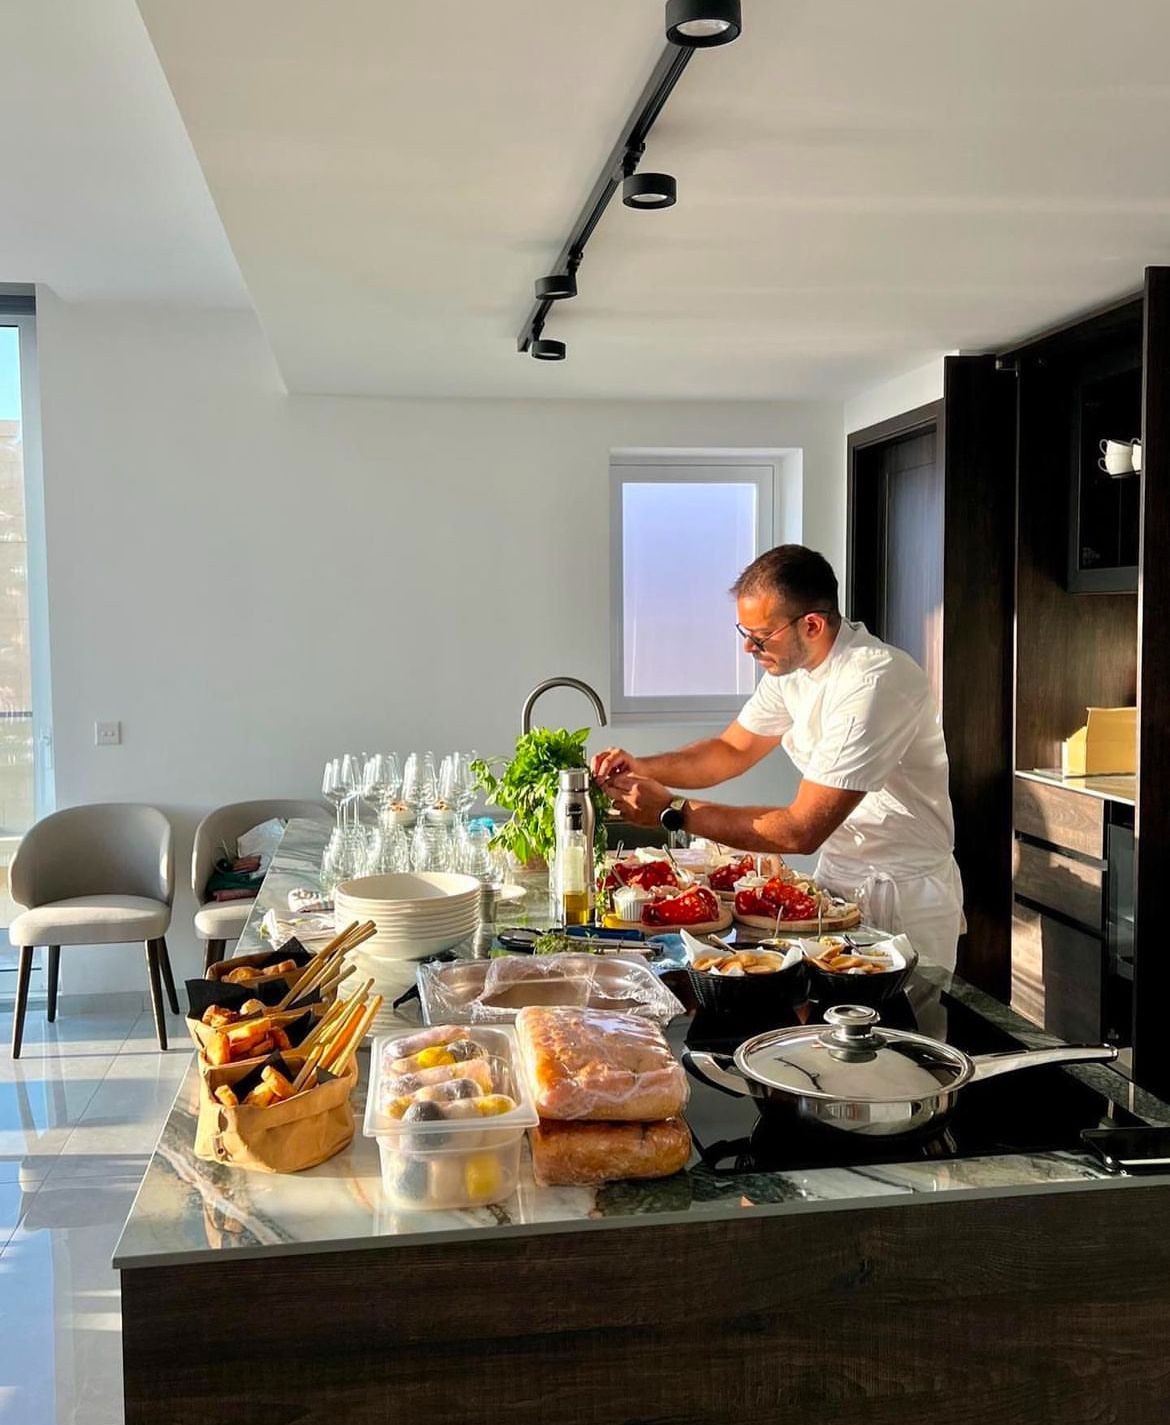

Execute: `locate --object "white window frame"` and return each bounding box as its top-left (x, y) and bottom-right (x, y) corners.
top-left (609, 454), bottom-right (781, 722)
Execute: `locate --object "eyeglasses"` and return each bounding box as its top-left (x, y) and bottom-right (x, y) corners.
top-left (735, 610), bottom-right (831, 653)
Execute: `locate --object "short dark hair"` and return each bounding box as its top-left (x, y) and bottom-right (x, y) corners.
top-left (732, 544), bottom-right (840, 615)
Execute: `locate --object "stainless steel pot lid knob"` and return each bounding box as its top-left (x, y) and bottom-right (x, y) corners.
top-left (823, 1005), bottom-right (880, 1044)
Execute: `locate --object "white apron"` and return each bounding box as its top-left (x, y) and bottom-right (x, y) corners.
top-left (815, 850), bottom-right (965, 974)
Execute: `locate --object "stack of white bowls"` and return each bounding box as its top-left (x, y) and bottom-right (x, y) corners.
top-left (332, 871), bottom-right (481, 1037)
top-left (334, 872), bottom-right (481, 960)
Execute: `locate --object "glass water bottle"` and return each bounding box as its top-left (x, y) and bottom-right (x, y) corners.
top-left (553, 769), bottom-right (595, 926)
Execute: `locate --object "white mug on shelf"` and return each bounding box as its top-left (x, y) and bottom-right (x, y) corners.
top-left (1099, 438), bottom-right (1135, 477)
top-left (1130, 438), bottom-right (1142, 473)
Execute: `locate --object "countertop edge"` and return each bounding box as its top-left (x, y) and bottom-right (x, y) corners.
top-left (113, 1162), bottom-right (1169, 1273)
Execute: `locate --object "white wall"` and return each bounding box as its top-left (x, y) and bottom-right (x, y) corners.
top-left (32, 292), bottom-right (846, 991)
top-left (843, 356), bottom-right (953, 437)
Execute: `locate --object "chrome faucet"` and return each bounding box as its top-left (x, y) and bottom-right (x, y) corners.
top-left (521, 677), bottom-right (608, 735)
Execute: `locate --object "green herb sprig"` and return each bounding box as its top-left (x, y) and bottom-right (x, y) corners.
top-left (471, 727), bottom-right (611, 867)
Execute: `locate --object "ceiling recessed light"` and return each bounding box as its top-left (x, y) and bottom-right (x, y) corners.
top-left (535, 273), bottom-right (578, 301)
top-left (622, 172), bottom-right (677, 210)
top-left (665, 0), bottom-right (742, 47)
top-left (531, 338), bottom-right (567, 361)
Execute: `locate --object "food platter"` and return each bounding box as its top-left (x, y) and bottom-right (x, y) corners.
top-left (733, 903), bottom-right (862, 934)
top-left (602, 906), bottom-right (734, 937)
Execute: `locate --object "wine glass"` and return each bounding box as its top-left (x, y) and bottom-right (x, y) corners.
top-left (402, 751), bottom-right (439, 811)
top-left (411, 821), bottom-right (453, 872)
top-left (439, 752), bottom-right (477, 823)
top-left (322, 758), bottom-right (346, 832)
top-left (338, 752), bottom-right (364, 827)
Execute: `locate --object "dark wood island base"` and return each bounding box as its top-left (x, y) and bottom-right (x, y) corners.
top-left (122, 1177), bottom-right (1170, 1425)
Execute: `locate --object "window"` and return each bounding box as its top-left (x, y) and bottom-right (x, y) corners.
top-left (0, 297), bottom-right (50, 943)
top-left (610, 456), bottom-right (784, 719)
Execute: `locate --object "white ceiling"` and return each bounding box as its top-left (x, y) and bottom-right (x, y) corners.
top-left (133, 0), bottom-right (1170, 399)
top-left (0, 1), bottom-right (246, 307)
top-left (10, 2), bottom-right (1170, 400)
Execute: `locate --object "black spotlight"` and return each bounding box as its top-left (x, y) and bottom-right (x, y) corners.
top-left (622, 172), bottom-right (677, 210)
top-left (531, 338), bottom-right (566, 361)
top-left (535, 273), bottom-right (577, 301)
top-left (665, 0), bottom-right (742, 47)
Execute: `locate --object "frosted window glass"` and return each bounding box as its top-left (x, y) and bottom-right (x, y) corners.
top-left (622, 482), bottom-right (759, 698)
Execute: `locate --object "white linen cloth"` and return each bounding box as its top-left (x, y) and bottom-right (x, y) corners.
top-left (737, 619), bottom-right (964, 970)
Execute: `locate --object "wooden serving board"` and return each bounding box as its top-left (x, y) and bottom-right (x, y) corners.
top-left (603, 907), bottom-right (734, 937)
top-left (733, 905), bottom-right (862, 934)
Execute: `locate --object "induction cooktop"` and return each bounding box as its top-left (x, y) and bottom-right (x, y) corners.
top-left (670, 988), bottom-right (1138, 1175)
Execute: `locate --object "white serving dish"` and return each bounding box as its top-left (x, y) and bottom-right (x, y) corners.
top-left (337, 871), bottom-right (481, 906)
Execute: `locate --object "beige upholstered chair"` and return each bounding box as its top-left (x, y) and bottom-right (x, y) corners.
top-left (8, 804), bottom-right (176, 1057)
top-left (192, 799), bottom-right (326, 971)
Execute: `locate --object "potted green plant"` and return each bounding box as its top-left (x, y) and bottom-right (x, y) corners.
top-left (472, 728), bottom-right (611, 869)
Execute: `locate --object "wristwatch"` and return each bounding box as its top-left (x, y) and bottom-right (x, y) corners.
top-left (659, 796), bottom-right (688, 834)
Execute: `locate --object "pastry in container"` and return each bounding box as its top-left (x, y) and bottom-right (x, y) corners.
top-left (515, 1006), bottom-right (688, 1121)
top-left (529, 1117), bottom-right (691, 1186)
top-left (364, 1024), bottom-right (538, 1211)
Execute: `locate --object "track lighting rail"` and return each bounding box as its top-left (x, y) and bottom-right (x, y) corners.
top-left (516, 43), bottom-right (693, 355)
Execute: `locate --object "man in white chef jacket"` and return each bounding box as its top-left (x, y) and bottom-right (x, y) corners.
top-left (593, 544), bottom-right (965, 970)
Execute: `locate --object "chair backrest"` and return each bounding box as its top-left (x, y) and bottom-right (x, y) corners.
top-left (9, 804), bottom-right (174, 910)
top-left (191, 798), bottom-right (327, 903)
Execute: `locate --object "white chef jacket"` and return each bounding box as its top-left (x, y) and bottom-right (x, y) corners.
top-left (736, 619), bottom-right (964, 970)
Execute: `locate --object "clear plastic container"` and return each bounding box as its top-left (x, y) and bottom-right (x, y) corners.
top-left (364, 1025), bottom-right (538, 1211)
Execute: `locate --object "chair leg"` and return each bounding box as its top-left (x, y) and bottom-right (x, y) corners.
top-left (11, 946), bottom-right (34, 1058)
top-left (144, 940), bottom-right (168, 1051)
top-left (46, 946), bottom-right (61, 1022)
top-left (203, 938), bottom-right (226, 973)
top-left (156, 936), bottom-right (179, 1015)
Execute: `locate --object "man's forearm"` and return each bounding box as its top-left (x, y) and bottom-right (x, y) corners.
top-left (681, 800), bottom-right (818, 856)
top-left (638, 739), bottom-right (751, 790)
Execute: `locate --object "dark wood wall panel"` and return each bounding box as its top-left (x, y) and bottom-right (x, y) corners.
top-left (1133, 267), bottom-right (1170, 1095)
top-left (941, 356), bottom-right (1016, 999)
top-left (1014, 357), bottom-right (1139, 774)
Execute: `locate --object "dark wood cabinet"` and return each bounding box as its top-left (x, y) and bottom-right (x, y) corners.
top-left (1013, 777), bottom-right (1104, 859)
top-left (1011, 901), bottom-right (1107, 1043)
top-left (847, 359), bottom-right (1016, 1001)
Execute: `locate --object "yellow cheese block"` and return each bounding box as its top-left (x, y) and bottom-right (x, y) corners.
top-left (1061, 707), bottom-right (1136, 777)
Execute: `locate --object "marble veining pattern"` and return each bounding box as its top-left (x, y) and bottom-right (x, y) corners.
top-left (115, 819), bottom-right (1168, 1270)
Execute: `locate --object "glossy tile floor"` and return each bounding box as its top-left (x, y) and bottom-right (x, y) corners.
top-left (0, 1002), bottom-right (185, 1425)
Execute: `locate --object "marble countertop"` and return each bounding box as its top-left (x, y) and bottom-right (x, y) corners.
top-left (114, 819), bottom-right (1170, 1271)
top-left (1017, 768), bottom-right (1137, 806)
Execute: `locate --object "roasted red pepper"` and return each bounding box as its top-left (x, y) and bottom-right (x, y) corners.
top-left (734, 877), bottom-right (819, 922)
top-left (708, 855), bottom-right (756, 892)
top-left (642, 885), bottom-right (720, 927)
top-left (610, 860), bottom-right (679, 892)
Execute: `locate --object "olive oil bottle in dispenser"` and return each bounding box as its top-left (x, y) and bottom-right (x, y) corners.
top-left (553, 769), bottom-right (595, 926)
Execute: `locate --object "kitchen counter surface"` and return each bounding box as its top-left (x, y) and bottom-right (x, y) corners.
top-left (114, 819), bottom-right (1170, 1271)
top-left (1017, 767), bottom-right (1137, 806)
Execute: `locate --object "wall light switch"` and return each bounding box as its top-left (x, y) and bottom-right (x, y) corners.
top-left (95, 720), bottom-right (121, 747)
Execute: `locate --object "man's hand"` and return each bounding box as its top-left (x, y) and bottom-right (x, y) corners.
top-left (590, 746), bottom-right (646, 785)
top-left (604, 772), bottom-right (673, 828)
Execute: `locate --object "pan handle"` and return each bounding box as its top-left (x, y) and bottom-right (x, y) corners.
top-left (968, 1043), bottom-right (1118, 1084)
top-left (682, 1050), bottom-right (752, 1098)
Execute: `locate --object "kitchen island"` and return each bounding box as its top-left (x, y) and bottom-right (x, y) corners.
top-left (115, 821), bottom-right (1170, 1424)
